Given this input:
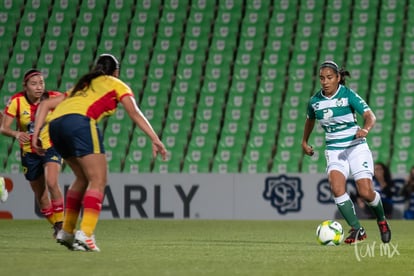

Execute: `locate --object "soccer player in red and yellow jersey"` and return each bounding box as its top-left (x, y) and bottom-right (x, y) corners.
top-left (0, 69), bottom-right (64, 237)
top-left (32, 54), bottom-right (167, 252)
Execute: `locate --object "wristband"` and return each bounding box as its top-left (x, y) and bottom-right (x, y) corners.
top-left (361, 128), bottom-right (369, 133)
top-left (15, 132), bottom-right (20, 139)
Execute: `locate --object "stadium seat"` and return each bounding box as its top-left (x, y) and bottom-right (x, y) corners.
top-left (301, 151), bottom-right (326, 173)
top-left (319, 1), bottom-right (350, 63)
top-left (241, 132), bottom-right (273, 173)
top-left (124, 131), bottom-right (154, 173)
top-left (182, 146), bottom-right (211, 173)
top-left (3, 144), bottom-right (21, 174)
top-left (211, 147), bottom-right (241, 173)
top-left (271, 150), bottom-right (301, 174)
top-left (183, 110), bottom-right (219, 170)
top-left (2, 0), bottom-right (414, 175)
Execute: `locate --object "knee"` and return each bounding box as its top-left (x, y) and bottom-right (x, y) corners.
top-left (46, 180), bottom-right (61, 192)
top-left (359, 190), bottom-right (374, 201)
top-left (357, 184), bottom-right (376, 201)
top-left (88, 178), bottom-right (107, 192)
top-left (331, 185), bottom-right (346, 197)
top-left (36, 192), bottom-right (50, 205)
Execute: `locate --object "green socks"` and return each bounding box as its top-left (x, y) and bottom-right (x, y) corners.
top-left (334, 193), bottom-right (361, 229)
top-left (367, 191), bottom-right (386, 222)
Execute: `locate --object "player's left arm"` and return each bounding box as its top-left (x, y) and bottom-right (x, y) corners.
top-left (32, 94), bottom-right (65, 154)
top-left (356, 109), bottom-right (376, 138)
top-left (121, 95), bottom-right (167, 160)
top-left (349, 90), bottom-right (376, 138)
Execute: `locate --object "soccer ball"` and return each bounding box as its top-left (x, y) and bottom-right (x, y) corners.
top-left (316, 220), bottom-right (344, 246)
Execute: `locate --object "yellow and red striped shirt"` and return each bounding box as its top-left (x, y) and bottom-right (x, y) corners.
top-left (4, 91), bottom-right (62, 153)
top-left (49, 75), bottom-right (133, 122)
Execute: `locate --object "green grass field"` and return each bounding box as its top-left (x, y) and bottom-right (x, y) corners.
top-left (0, 219), bottom-right (412, 275)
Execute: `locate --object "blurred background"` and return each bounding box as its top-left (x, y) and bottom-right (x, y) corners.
top-left (0, 0), bottom-right (412, 175)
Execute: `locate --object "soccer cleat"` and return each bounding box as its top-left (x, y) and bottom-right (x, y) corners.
top-left (74, 230), bottom-right (100, 252)
top-left (52, 221), bottom-right (63, 239)
top-left (0, 177), bottom-right (9, 203)
top-left (344, 227), bottom-right (367, 244)
top-left (378, 220), bottom-right (391, 243)
top-left (56, 230), bottom-right (75, 250)
top-left (72, 241), bottom-right (87, 252)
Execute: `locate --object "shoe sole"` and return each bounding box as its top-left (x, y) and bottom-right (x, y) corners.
top-left (380, 232), bottom-right (391, 243)
top-left (379, 223), bottom-right (391, 243)
top-left (57, 239), bottom-right (75, 251)
top-left (72, 242), bottom-right (87, 251)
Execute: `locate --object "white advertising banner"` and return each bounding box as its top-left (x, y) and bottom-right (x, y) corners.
top-left (0, 173), bottom-right (407, 220)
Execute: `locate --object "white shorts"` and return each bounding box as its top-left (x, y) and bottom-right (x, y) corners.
top-left (325, 143), bottom-right (374, 180)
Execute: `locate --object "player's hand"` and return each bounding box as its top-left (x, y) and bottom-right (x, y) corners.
top-left (15, 132), bottom-right (31, 143)
top-left (356, 128), bottom-right (369, 138)
top-left (152, 139), bottom-right (167, 161)
top-left (302, 142), bottom-right (314, 156)
top-left (32, 137), bottom-right (46, 156)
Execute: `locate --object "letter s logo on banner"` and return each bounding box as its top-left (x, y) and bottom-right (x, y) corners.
top-left (263, 175), bottom-right (303, 214)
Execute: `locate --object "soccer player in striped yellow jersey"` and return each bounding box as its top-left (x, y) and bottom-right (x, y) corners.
top-left (301, 61), bottom-right (391, 244)
top-left (0, 69), bottom-right (64, 237)
top-left (32, 54), bottom-right (167, 252)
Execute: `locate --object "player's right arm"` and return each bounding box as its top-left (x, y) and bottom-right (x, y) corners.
top-left (32, 94), bottom-right (65, 154)
top-left (302, 117), bottom-right (315, 156)
top-left (302, 99), bottom-right (316, 156)
top-left (0, 112), bottom-right (30, 143)
top-left (0, 98), bottom-right (31, 144)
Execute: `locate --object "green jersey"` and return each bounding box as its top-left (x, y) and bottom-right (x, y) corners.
top-left (307, 85), bottom-right (371, 150)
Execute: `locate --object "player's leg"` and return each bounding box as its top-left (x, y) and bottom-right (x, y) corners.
top-left (350, 144), bottom-right (391, 243)
top-left (74, 153), bottom-right (106, 252)
top-left (22, 152), bottom-right (55, 225)
top-left (29, 176), bottom-right (55, 225)
top-left (55, 156), bottom-right (88, 250)
top-left (62, 156), bottom-right (89, 233)
top-left (50, 114), bottom-right (104, 251)
top-left (77, 153), bottom-right (106, 234)
top-left (44, 158), bottom-right (64, 237)
top-left (330, 171), bottom-right (363, 230)
top-left (326, 150), bottom-right (366, 244)
top-left (49, 114), bottom-right (97, 234)
top-left (354, 178), bottom-right (383, 217)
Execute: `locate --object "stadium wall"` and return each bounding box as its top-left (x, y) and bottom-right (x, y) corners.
top-left (0, 173), bottom-right (406, 220)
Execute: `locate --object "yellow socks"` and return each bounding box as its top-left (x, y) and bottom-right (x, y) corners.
top-left (80, 190), bottom-right (104, 237)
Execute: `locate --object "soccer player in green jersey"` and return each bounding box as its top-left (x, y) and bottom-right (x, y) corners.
top-left (301, 60), bottom-right (391, 244)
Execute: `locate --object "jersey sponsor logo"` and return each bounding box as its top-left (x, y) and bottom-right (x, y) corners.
top-left (317, 178), bottom-right (357, 204)
top-left (317, 177), bottom-right (406, 205)
top-left (263, 175), bottom-right (303, 214)
top-left (51, 155), bottom-right (60, 161)
top-left (323, 109), bottom-right (333, 120)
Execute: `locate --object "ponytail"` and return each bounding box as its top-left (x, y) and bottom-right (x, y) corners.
top-left (70, 54), bottom-right (120, 97)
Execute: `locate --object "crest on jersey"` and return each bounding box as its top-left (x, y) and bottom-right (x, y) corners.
top-left (336, 98), bottom-right (344, 106)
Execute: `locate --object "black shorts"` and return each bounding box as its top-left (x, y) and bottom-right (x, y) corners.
top-left (21, 147), bottom-right (62, 181)
top-left (49, 114), bottom-right (105, 159)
